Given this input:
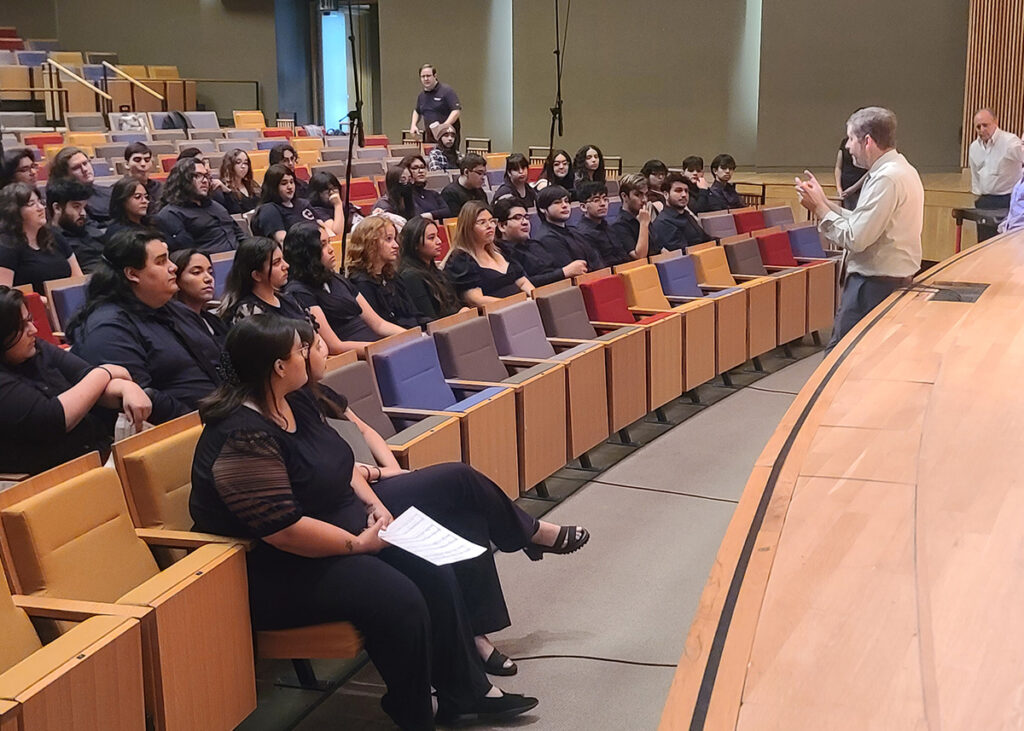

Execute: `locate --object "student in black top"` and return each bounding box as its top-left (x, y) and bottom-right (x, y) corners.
top-left (609, 174), bottom-right (658, 261)
top-left (427, 128), bottom-right (461, 172)
top-left (283, 222), bottom-right (404, 352)
top-left (572, 144), bottom-right (606, 191)
top-left (707, 154), bottom-right (742, 211)
top-left (534, 149), bottom-right (573, 195)
top-left (0, 183), bottom-right (82, 292)
top-left (651, 173), bottom-right (714, 252)
top-left (640, 159), bottom-right (669, 207)
top-left (397, 216), bottom-right (464, 321)
top-left (0, 285), bottom-right (151, 475)
top-left (50, 147), bottom-right (113, 228)
top-left (445, 201), bottom-right (533, 305)
top-left (681, 155), bottom-right (712, 214)
top-left (494, 198), bottom-right (581, 287)
top-left (269, 144), bottom-right (310, 199)
top-left (154, 157), bottom-right (244, 254)
top-left (218, 148), bottom-right (261, 215)
top-left (372, 166), bottom-right (417, 224)
top-left (305, 170), bottom-right (348, 235)
top-left (346, 216), bottom-right (424, 329)
top-left (124, 142), bottom-right (162, 215)
top-left (0, 148), bottom-right (40, 191)
top-left (47, 177), bottom-right (105, 273)
top-left (399, 154), bottom-right (450, 220)
top-left (253, 164), bottom-right (316, 243)
top-left (492, 153), bottom-right (537, 210)
top-left (535, 185), bottom-right (604, 272)
top-left (217, 235), bottom-right (310, 327)
top-left (190, 315), bottom-right (545, 729)
top-left (441, 153), bottom-right (489, 218)
top-left (103, 176), bottom-right (154, 248)
top-left (575, 180), bottom-right (645, 266)
top-left (67, 228), bottom-right (223, 424)
top-left (168, 248), bottom-right (229, 340)
top-left (175, 147), bottom-right (231, 209)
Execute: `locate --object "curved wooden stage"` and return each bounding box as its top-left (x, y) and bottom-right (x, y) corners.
top-left (660, 230), bottom-right (1024, 730)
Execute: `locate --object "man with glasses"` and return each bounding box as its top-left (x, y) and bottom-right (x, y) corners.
top-left (399, 154), bottom-right (450, 220)
top-left (650, 173), bottom-right (713, 252)
top-left (441, 153), bottom-right (489, 218)
top-left (2, 149), bottom-right (40, 191)
top-left (576, 180), bottom-right (642, 266)
top-left (409, 64), bottom-right (462, 145)
top-left (124, 142), bottom-right (163, 214)
top-left (45, 177), bottom-right (105, 272)
top-left (269, 144), bottom-right (309, 199)
top-left (494, 198), bottom-right (583, 286)
top-left (535, 185), bottom-right (604, 272)
top-left (154, 157), bottom-right (243, 254)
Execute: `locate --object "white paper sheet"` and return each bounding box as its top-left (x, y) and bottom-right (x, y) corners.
top-left (378, 507), bottom-right (486, 566)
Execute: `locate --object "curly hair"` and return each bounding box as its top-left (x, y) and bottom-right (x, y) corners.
top-left (0, 149), bottom-right (37, 189)
top-left (161, 157), bottom-right (202, 207)
top-left (0, 183), bottom-right (56, 252)
top-left (573, 144), bottom-right (606, 184)
top-left (220, 149), bottom-right (259, 199)
top-left (345, 216), bottom-right (397, 279)
top-left (284, 222), bottom-right (333, 287)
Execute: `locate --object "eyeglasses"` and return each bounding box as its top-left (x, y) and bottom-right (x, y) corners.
top-left (469, 168), bottom-right (487, 176)
top-left (507, 213), bottom-right (528, 222)
top-left (16, 162), bottom-right (39, 173)
top-left (296, 344), bottom-right (310, 359)
top-left (409, 164), bottom-right (426, 171)
top-left (192, 172), bottom-right (212, 181)
top-left (475, 217), bottom-right (496, 227)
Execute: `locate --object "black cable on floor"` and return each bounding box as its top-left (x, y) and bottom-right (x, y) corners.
top-left (511, 653), bottom-right (676, 668)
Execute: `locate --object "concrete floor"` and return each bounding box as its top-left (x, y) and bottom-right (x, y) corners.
top-left (238, 349), bottom-right (826, 731)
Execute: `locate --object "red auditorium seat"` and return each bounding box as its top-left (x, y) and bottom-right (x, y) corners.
top-left (733, 209), bottom-right (766, 234)
top-left (23, 133), bottom-right (63, 150)
top-left (0, 38), bottom-right (25, 51)
top-left (22, 292), bottom-right (61, 346)
top-left (362, 135), bottom-right (390, 148)
top-left (262, 127), bottom-right (292, 139)
top-left (755, 231), bottom-right (801, 267)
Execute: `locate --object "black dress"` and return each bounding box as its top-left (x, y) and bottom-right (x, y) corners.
top-left (220, 188), bottom-right (260, 215)
top-left (0, 233), bottom-right (73, 294)
top-left (0, 341), bottom-right (113, 475)
top-left (225, 291), bottom-right (311, 328)
top-left (397, 262), bottom-right (462, 321)
top-left (492, 182), bottom-right (537, 210)
top-left (348, 271), bottom-right (425, 329)
top-left (444, 249), bottom-right (526, 299)
top-left (189, 388), bottom-right (531, 729)
top-left (285, 275), bottom-right (379, 341)
top-left (253, 199), bottom-right (317, 237)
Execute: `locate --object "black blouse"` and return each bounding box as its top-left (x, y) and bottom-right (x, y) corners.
top-left (221, 188), bottom-right (260, 216)
top-left (285, 275), bottom-right (379, 342)
top-left (348, 271), bottom-right (424, 329)
top-left (0, 233), bottom-right (73, 294)
top-left (397, 263), bottom-right (462, 321)
top-left (444, 249), bottom-right (526, 299)
top-left (492, 182), bottom-right (537, 210)
top-left (0, 341), bottom-right (113, 475)
top-left (253, 199), bottom-right (317, 237)
top-left (226, 291), bottom-right (311, 328)
top-left (498, 239), bottom-right (565, 288)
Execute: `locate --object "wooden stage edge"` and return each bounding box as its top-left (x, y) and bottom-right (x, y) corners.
top-left (659, 230), bottom-right (1024, 730)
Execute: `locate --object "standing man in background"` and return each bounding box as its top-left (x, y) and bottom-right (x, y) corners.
top-left (795, 107), bottom-right (924, 353)
top-left (968, 108), bottom-right (1023, 241)
top-left (409, 64), bottom-right (462, 146)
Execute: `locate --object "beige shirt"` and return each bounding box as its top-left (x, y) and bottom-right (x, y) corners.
top-left (818, 149), bottom-right (923, 278)
top-left (969, 128), bottom-right (1024, 196)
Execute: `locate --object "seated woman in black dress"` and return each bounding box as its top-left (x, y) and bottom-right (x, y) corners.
top-left (283, 222), bottom-right (404, 353)
top-left (492, 153), bottom-right (537, 210)
top-left (444, 201), bottom-right (533, 306)
top-left (0, 285), bottom-right (152, 475)
top-left (346, 216), bottom-right (425, 329)
top-left (169, 248), bottom-right (229, 340)
top-left (305, 171), bottom-right (348, 235)
top-left (66, 228), bottom-right (222, 424)
top-left (397, 216), bottom-right (464, 321)
top-left (0, 182), bottom-right (83, 293)
top-left (371, 165), bottom-right (417, 229)
top-left (218, 149), bottom-right (261, 216)
top-left (253, 164), bottom-right (316, 243)
top-left (299, 321), bottom-right (588, 677)
top-left (190, 315), bottom-right (553, 729)
top-left (217, 235), bottom-right (312, 327)
top-left (104, 176), bottom-right (154, 243)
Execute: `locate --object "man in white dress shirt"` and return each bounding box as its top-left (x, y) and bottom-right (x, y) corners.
top-left (795, 107), bottom-right (924, 353)
top-left (968, 108), bottom-right (1024, 240)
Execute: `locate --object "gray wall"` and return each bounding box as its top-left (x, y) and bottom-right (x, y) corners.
top-left (3, 0), bottom-right (58, 39)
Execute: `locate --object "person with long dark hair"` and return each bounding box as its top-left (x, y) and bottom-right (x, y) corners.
top-left (534, 149), bottom-right (573, 194)
top-left (640, 159), bottom-right (669, 206)
top-left (154, 157), bottom-right (244, 254)
top-left (253, 164), bottom-right (316, 243)
top-left (572, 144), bottom-right (606, 190)
top-left (0, 148), bottom-right (40, 191)
top-left (445, 201), bottom-right (533, 305)
top-left (492, 153), bottom-right (537, 210)
top-left (345, 216), bottom-right (424, 328)
top-left (217, 235), bottom-right (308, 326)
top-left (103, 175), bottom-right (154, 244)
top-left (168, 248), bottom-right (228, 339)
top-left (0, 285), bottom-right (151, 475)
top-left (66, 229), bottom-right (223, 424)
top-left (188, 314), bottom-right (553, 728)
top-left (0, 182), bottom-right (82, 292)
top-left (123, 142), bottom-right (162, 214)
top-left (397, 216), bottom-right (463, 321)
top-left (218, 148), bottom-right (261, 215)
top-left (427, 127), bottom-right (460, 172)
top-left (283, 222), bottom-right (404, 352)
top-left (50, 146), bottom-right (113, 227)
top-left (399, 154), bottom-right (449, 220)
top-left (372, 165), bottom-right (416, 224)
top-left (306, 170), bottom-right (350, 235)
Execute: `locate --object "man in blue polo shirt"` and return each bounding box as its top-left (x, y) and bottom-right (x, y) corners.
top-left (409, 64), bottom-right (462, 145)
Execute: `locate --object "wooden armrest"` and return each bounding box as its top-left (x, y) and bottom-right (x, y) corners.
top-left (590, 320), bottom-right (631, 330)
top-left (665, 295), bottom-right (701, 303)
top-left (135, 528), bottom-right (254, 551)
top-left (13, 595), bottom-right (150, 622)
top-left (0, 473), bottom-right (29, 482)
top-left (734, 275), bottom-right (761, 281)
top-left (764, 265), bottom-right (796, 273)
top-left (382, 406), bottom-right (452, 419)
top-left (499, 355), bottom-right (548, 367)
top-left (446, 378), bottom-right (506, 389)
top-left (547, 337), bottom-right (592, 346)
top-left (627, 306), bottom-right (669, 316)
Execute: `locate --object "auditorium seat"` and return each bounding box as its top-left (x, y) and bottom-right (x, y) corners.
top-left (232, 110), bottom-right (265, 129)
top-left (63, 112), bottom-right (106, 132)
top-left (784, 222), bottom-right (831, 258)
top-left (0, 453), bottom-right (257, 731)
top-left (21, 293), bottom-right (60, 346)
top-left (614, 261), bottom-right (717, 391)
top-left (183, 111), bottom-right (219, 129)
top-left (349, 160), bottom-right (386, 178)
top-left (726, 235), bottom-right (809, 345)
top-left (355, 147), bottom-right (387, 161)
top-left (761, 205), bottom-right (795, 227)
top-left (485, 295), bottom-right (610, 462)
top-left (578, 272), bottom-right (683, 413)
top-left (428, 311), bottom-right (568, 495)
top-left (14, 51), bottom-right (45, 66)
top-left (732, 208), bottom-right (766, 234)
top-left (0, 567), bottom-right (146, 731)
top-left (42, 275), bottom-right (88, 337)
top-left (652, 251), bottom-right (749, 379)
top-left (320, 350), bottom-right (463, 469)
top-left (362, 134), bottom-right (390, 148)
top-left (176, 138), bottom-right (215, 154)
top-left (261, 127), bottom-right (291, 140)
top-left (367, 331), bottom-right (520, 498)
top-left (188, 129), bottom-right (226, 141)
top-left (217, 137), bottom-right (255, 152)
top-left (324, 135), bottom-right (351, 148)
top-left (756, 229), bottom-right (838, 338)
top-left (21, 132), bottom-right (62, 150)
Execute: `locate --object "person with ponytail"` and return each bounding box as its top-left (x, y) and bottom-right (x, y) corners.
top-left (397, 216), bottom-right (464, 321)
top-left (66, 228), bottom-right (223, 424)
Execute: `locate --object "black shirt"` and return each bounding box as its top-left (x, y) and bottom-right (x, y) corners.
top-left (349, 271), bottom-right (425, 329)
top-left (650, 207), bottom-right (713, 253)
top-left (55, 223), bottom-right (104, 273)
top-left (684, 182), bottom-right (712, 214)
top-left (610, 210), bottom-right (660, 262)
top-left (440, 181), bottom-right (488, 218)
top-left (444, 249), bottom-right (526, 299)
top-left (220, 188), bottom-right (260, 216)
top-left (153, 198), bottom-right (244, 254)
top-left (254, 199), bottom-right (317, 238)
top-left (86, 184), bottom-right (113, 227)
top-left (498, 238), bottom-right (565, 287)
top-left (492, 182), bottom-right (537, 210)
top-left (0, 232), bottom-right (73, 293)
top-left (707, 181), bottom-right (741, 211)
top-left (143, 178), bottom-right (164, 216)
top-left (397, 263), bottom-right (462, 321)
top-left (576, 216), bottom-right (632, 266)
top-left (103, 219), bottom-right (150, 245)
top-left (415, 82), bottom-right (462, 142)
top-left (285, 275), bottom-right (379, 342)
top-left (225, 291), bottom-right (311, 328)
top-left (0, 340), bottom-right (113, 475)
top-left (537, 221), bottom-right (605, 271)
top-left (411, 184), bottom-right (452, 220)
top-left (69, 298), bottom-right (222, 424)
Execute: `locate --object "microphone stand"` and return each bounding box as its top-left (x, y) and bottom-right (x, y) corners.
top-left (340, 0), bottom-right (365, 263)
top-left (547, 0), bottom-right (571, 154)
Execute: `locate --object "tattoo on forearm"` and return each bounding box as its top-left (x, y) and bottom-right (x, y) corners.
top-left (346, 539), bottom-right (354, 554)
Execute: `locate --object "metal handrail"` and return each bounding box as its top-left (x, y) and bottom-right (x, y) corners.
top-left (100, 61), bottom-right (164, 101)
top-left (45, 59), bottom-right (112, 100)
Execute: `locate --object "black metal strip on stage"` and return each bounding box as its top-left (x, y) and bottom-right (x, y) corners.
top-left (688, 237), bottom-right (1002, 730)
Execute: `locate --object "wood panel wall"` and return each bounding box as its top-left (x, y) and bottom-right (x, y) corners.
top-left (961, 0), bottom-right (1024, 165)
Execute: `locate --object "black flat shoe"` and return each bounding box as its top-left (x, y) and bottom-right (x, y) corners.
top-left (436, 692), bottom-right (539, 727)
top-left (483, 647), bottom-right (517, 676)
top-left (524, 525), bottom-right (590, 561)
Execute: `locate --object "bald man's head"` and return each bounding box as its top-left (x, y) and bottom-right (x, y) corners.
top-left (974, 108), bottom-right (998, 142)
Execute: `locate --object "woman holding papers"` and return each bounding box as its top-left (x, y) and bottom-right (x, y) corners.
top-left (189, 314), bottom-right (588, 730)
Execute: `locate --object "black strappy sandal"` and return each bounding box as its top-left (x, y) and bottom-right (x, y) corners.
top-left (524, 525), bottom-right (590, 561)
top-left (483, 648), bottom-right (518, 676)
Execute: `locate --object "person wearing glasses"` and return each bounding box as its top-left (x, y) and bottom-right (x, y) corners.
top-left (0, 183), bottom-right (83, 293)
top-left (441, 153), bottom-right (489, 218)
top-left (0, 148), bottom-right (41, 191)
top-left (46, 178), bottom-right (106, 273)
top-left (123, 142), bottom-right (163, 214)
top-left (50, 147), bottom-right (114, 228)
top-left (399, 154), bottom-right (450, 220)
top-left (494, 198), bottom-right (582, 287)
top-left (269, 144), bottom-right (310, 199)
top-left (104, 176), bottom-right (156, 246)
top-left (154, 157), bottom-right (245, 254)
top-left (575, 180), bottom-right (642, 266)
top-left (409, 63), bottom-right (462, 145)
top-left (444, 201), bottom-right (533, 306)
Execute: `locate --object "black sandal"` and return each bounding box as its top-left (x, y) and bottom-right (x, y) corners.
top-left (483, 647), bottom-right (518, 676)
top-left (524, 525), bottom-right (590, 561)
